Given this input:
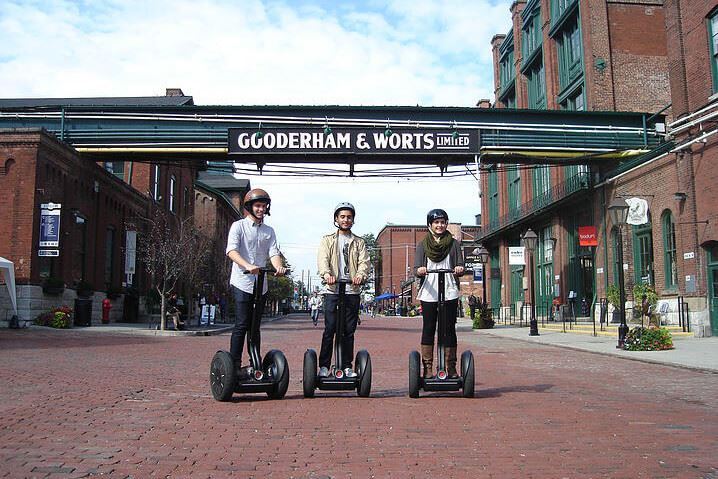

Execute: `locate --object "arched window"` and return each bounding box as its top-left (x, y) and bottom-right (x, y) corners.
top-left (662, 210), bottom-right (678, 289)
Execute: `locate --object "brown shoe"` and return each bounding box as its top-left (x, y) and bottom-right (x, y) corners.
top-left (421, 344), bottom-right (434, 379)
top-left (445, 347), bottom-right (458, 378)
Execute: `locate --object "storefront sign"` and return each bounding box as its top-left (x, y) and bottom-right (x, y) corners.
top-left (508, 246), bottom-right (526, 265)
top-left (228, 128), bottom-right (479, 155)
top-left (39, 203), bottom-right (61, 248)
top-left (473, 264), bottom-right (483, 283)
top-left (38, 250), bottom-right (59, 257)
top-left (125, 230), bottom-right (137, 274)
top-left (578, 226), bottom-right (598, 247)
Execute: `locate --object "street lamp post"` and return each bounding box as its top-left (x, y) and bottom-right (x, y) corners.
top-left (522, 229), bottom-right (539, 336)
top-left (472, 245), bottom-right (490, 307)
top-left (608, 197), bottom-right (630, 348)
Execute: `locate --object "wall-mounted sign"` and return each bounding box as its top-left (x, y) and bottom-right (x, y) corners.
top-left (228, 128), bottom-right (479, 155)
top-left (596, 267), bottom-right (604, 274)
top-left (38, 250), bottom-right (59, 257)
top-left (626, 197), bottom-right (649, 225)
top-left (683, 252), bottom-right (695, 260)
top-left (473, 265), bottom-right (483, 284)
top-left (39, 203), bottom-right (61, 248)
top-left (125, 230), bottom-right (137, 274)
top-left (578, 226), bottom-right (598, 247)
top-left (508, 246), bottom-right (526, 265)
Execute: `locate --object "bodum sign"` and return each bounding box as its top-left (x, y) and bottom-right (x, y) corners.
top-left (228, 128), bottom-right (479, 155)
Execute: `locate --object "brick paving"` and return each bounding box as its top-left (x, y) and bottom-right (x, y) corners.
top-left (1, 315), bottom-right (717, 478)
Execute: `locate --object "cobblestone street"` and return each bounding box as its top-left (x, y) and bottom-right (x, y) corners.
top-left (1, 315), bottom-right (716, 478)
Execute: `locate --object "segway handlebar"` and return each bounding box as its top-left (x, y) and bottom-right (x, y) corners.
top-left (425, 268), bottom-right (457, 274)
top-left (243, 267), bottom-right (290, 275)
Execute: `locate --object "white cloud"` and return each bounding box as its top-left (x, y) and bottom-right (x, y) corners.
top-left (0, 0), bottom-right (509, 284)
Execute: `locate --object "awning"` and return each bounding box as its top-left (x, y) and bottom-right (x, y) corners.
top-left (373, 293), bottom-right (399, 301)
top-left (0, 256), bottom-right (17, 317)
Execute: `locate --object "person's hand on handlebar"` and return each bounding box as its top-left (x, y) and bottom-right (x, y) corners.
top-left (352, 274), bottom-right (365, 286)
top-left (274, 266), bottom-right (287, 276)
top-left (323, 273), bottom-right (336, 285)
top-left (245, 264), bottom-right (260, 274)
top-left (454, 266), bottom-right (465, 276)
top-left (417, 267), bottom-right (427, 276)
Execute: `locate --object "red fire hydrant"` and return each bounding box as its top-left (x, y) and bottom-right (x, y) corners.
top-left (102, 298), bottom-right (112, 324)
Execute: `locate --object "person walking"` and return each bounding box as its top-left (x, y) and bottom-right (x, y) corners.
top-left (309, 291), bottom-right (322, 326)
top-left (414, 208), bottom-right (465, 379)
top-left (468, 293), bottom-right (477, 321)
top-left (225, 188), bottom-right (287, 373)
top-left (316, 202), bottom-right (371, 378)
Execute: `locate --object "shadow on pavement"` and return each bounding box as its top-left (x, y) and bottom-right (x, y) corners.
top-left (476, 383), bottom-right (554, 398)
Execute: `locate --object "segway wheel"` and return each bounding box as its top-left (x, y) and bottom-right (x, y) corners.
top-left (355, 350), bottom-right (372, 398)
top-left (408, 350), bottom-right (421, 398)
top-left (460, 350), bottom-right (475, 398)
top-left (303, 349), bottom-right (317, 398)
top-left (263, 350), bottom-right (289, 399)
top-left (210, 351), bottom-right (236, 402)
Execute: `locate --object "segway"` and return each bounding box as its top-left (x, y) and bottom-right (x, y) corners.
top-left (210, 267), bottom-right (289, 401)
top-left (408, 269), bottom-right (474, 398)
top-left (303, 279), bottom-right (372, 398)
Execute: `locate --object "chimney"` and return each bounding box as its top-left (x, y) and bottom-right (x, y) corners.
top-left (165, 88), bottom-right (185, 97)
top-left (476, 99), bottom-right (492, 108)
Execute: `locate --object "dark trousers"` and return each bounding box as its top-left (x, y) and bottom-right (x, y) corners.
top-left (319, 293), bottom-right (360, 369)
top-left (420, 299), bottom-right (458, 347)
top-left (469, 305), bottom-right (476, 320)
top-left (230, 286), bottom-right (266, 364)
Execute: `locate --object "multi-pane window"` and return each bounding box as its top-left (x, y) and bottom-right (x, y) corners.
top-left (710, 10), bottom-right (718, 93)
top-left (527, 62), bottom-right (547, 109)
top-left (499, 48), bottom-right (515, 90)
top-left (633, 224), bottom-right (654, 285)
top-left (561, 86), bottom-right (585, 111)
top-left (662, 211), bottom-right (678, 289)
top-left (557, 18), bottom-right (583, 89)
top-left (169, 175), bottom-right (177, 213)
top-left (533, 164), bottom-right (551, 209)
top-left (104, 227), bottom-right (115, 287)
top-left (508, 167), bottom-right (521, 219)
top-left (522, 5), bottom-right (542, 62)
top-left (488, 168), bottom-right (500, 226)
top-left (152, 164), bottom-right (161, 201)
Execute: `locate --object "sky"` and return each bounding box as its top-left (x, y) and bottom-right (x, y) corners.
top-left (0, 0), bottom-right (512, 286)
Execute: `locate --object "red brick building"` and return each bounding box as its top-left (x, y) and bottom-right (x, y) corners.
top-left (482, 0), bottom-right (674, 323)
top-left (376, 223), bottom-right (481, 312)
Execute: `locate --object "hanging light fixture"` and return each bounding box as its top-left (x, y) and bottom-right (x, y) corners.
top-left (323, 117), bottom-right (332, 135)
top-left (255, 122), bottom-right (263, 139)
top-left (452, 121), bottom-right (460, 139)
top-left (384, 120), bottom-right (393, 137)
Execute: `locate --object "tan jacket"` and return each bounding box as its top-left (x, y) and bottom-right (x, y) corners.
top-left (317, 231), bottom-right (371, 294)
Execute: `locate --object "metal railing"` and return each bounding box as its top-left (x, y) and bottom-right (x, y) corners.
top-left (483, 172), bottom-right (590, 239)
top-left (677, 296), bottom-right (691, 333)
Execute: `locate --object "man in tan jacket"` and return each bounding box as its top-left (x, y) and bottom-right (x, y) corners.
top-left (317, 202), bottom-right (371, 378)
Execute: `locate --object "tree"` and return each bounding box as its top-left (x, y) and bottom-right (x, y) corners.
top-left (138, 208), bottom-right (210, 330)
top-left (362, 233), bottom-right (380, 296)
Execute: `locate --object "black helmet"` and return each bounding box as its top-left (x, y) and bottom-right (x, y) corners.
top-left (426, 208), bottom-right (448, 226)
top-left (333, 202), bottom-right (355, 219)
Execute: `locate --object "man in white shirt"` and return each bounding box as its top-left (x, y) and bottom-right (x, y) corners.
top-left (225, 188), bottom-right (287, 370)
top-left (309, 292), bottom-right (322, 326)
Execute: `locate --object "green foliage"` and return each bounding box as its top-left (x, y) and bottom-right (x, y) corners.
top-left (35, 306), bottom-right (73, 328)
top-left (624, 326), bottom-right (673, 351)
top-left (267, 274), bottom-right (293, 303)
top-left (632, 283), bottom-right (658, 309)
top-left (472, 302), bottom-right (495, 329)
top-left (606, 284), bottom-right (620, 308)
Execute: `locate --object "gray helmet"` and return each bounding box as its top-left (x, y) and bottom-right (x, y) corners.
top-left (333, 202), bottom-right (355, 219)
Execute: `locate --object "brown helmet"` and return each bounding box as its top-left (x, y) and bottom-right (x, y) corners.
top-left (243, 188), bottom-right (271, 216)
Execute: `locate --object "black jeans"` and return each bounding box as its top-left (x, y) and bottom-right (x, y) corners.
top-left (420, 299), bottom-right (458, 347)
top-left (319, 293), bottom-right (360, 369)
top-left (230, 286), bottom-right (266, 364)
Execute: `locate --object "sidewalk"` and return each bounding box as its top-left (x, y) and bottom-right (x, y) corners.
top-left (459, 318), bottom-right (718, 373)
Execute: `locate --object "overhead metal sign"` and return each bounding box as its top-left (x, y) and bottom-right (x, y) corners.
top-left (228, 128), bottom-right (479, 155)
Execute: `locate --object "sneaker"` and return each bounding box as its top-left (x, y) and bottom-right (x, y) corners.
top-left (343, 367), bottom-right (358, 378)
top-left (318, 366), bottom-right (330, 377)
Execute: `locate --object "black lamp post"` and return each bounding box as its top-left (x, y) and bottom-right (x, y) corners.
top-left (522, 228), bottom-right (539, 336)
top-left (608, 197), bottom-right (630, 348)
top-left (473, 245), bottom-right (490, 307)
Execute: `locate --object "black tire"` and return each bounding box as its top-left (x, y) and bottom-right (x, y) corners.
top-left (355, 350), bottom-right (372, 397)
top-left (408, 350), bottom-right (421, 398)
top-left (303, 349), bottom-right (317, 398)
top-left (210, 350), bottom-right (236, 402)
top-left (460, 350), bottom-right (475, 398)
top-left (263, 350), bottom-right (289, 399)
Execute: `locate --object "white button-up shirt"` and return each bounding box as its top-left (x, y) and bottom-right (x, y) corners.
top-left (226, 217), bottom-right (281, 295)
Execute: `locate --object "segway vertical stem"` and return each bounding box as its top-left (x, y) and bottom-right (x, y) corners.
top-left (247, 269), bottom-right (265, 371)
top-left (437, 271), bottom-right (446, 374)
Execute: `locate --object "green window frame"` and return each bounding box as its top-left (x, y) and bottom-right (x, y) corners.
top-left (490, 248), bottom-right (502, 309)
top-left (709, 9), bottom-right (718, 93)
top-left (526, 62), bottom-right (547, 109)
top-left (532, 164), bottom-right (551, 209)
top-left (521, 2), bottom-right (542, 64)
top-left (632, 223), bottom-right (654, 286)
top-left (551, 0), bottom-right (578, 23)
top-left (488, 168), bottom-right (500, 227)
top-left (556, 16), bottom-right (583, 90)
top-left (507, 166), bottom-right (521, 219)
top-left (662, 210), bottom-right (678, 290)
top-left (535, 226), bottom-right (554, 308)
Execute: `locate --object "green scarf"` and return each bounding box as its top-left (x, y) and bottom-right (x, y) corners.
top-left (422, 231), bottom-right (454, 263)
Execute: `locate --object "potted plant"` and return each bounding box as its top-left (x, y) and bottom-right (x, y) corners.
top-left (472, 302), bottom-right (495, 329)
top-left (76, 280), bottom-right (94, 298)
top-left (42, 276), bottom-right (65, 295)
top-left (606, 284), bottom-right (621, 323)
top-left (632, 282), bottom-right (658, 322)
